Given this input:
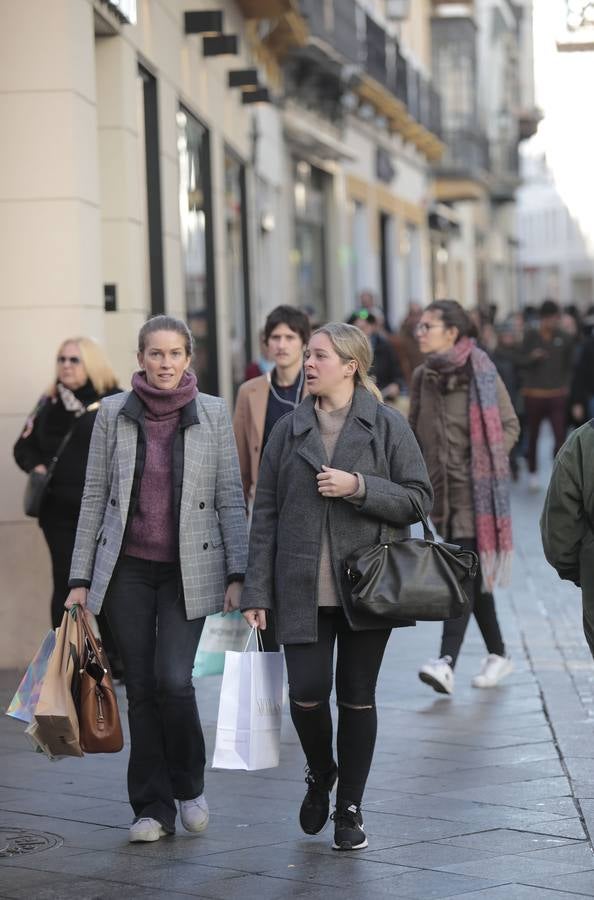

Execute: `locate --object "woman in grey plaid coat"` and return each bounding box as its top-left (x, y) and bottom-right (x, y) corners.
top-left (65, 315), bottom-right (248, 843)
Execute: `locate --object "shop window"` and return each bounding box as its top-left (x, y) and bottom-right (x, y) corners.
top-left (138, 65), bottom-right (164, 315)
top-left (292, 160), bottom-right (328, 324)
top-left (177, 106), bottom-right (217, 394)
top-left (224, 149), bottom-right (251, 396)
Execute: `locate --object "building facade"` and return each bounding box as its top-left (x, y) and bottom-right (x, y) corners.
top-left (517, 0), bottom-right (594, 310)
top-left (430, 0), bottom-right (538, 317)
top-left (2, 0), bottom-right (533, 666)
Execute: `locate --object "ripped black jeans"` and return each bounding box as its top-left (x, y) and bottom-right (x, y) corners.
top-left (283, 608), bottom-right (391, 807)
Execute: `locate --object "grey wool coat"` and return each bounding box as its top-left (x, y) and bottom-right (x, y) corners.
top-left (240, 386), bottom-right (433, 644)
top-left (69, 391), bottom-right (248, 619)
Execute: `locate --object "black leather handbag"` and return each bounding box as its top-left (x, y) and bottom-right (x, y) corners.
top-left (345, 499), bottom-right (478, 624)
top-left (23, 402), bottom-right (99, 518)
top-left (23, 427), bottom-right (77, 518)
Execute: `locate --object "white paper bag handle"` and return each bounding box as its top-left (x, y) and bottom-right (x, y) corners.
top-left (243, 626), bottom-right (264, 653)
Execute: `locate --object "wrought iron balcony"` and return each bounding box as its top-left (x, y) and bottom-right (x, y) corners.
top-left (288, 0), bottom-right (443, 155)
top-left (298, 0), bottom-right (360, 64)
top-left (439, 127), bottom-right (490, 175)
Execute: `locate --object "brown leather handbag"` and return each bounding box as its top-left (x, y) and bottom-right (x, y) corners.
top-left (75, 613), bottom-right (124, 754)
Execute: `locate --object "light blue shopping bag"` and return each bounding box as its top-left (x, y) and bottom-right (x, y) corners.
top-left (193, 611), bottom-right (251, 678)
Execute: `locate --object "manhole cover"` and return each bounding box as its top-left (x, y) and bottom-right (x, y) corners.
top-left (0, 828), bottom-right (63, 859)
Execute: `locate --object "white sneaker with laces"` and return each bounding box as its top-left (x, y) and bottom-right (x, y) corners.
top-left (418, 656), bottom-right (454, 695)
top-left (179, 794), bottom-right (209, 833)
top-left (129, 817), bottom-right (166, 843)
top-left (472, 654), bottom-right (514, 688)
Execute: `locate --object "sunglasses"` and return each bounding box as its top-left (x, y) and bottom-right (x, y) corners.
top-left (57, 355), bottom-right (81, 365)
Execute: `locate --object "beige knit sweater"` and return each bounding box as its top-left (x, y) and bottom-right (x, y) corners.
top-left (314, 400), bottom-right (365, 607)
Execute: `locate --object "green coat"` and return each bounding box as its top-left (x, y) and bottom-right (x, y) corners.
top-left (540, 421), bottom-right (594, 657)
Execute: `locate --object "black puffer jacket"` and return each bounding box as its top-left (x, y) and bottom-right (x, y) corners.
top-left (14, 381), bottom-right (121, 520)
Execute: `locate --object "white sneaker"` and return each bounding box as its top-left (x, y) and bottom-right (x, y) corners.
top-left (472, 654), bottom-right (514, 688)
top-left (418, 656), bottom-right (454, 695)
top-left (129, 817), bottom-right (166, 843)
top-left (528, 474), bottom-right (540, 492)
top-left (179, 794), bottom-right (209, 833)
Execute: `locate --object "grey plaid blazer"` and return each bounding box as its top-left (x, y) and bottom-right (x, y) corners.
top-left (69, 391), bottom-right (248, 619)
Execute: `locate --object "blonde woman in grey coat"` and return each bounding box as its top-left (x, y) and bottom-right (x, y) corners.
top-left (241, 323), bottom-right (432, 852)
top-left (65, 315), bottom-right (248, 844)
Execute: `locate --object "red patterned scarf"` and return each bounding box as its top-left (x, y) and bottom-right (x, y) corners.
top-left (426, 337), bottom-right (513, 590)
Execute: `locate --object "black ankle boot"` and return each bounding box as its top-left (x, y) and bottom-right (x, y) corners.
top-left (299, 763), bottom-right (338, 834)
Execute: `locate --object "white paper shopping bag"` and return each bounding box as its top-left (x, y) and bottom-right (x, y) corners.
top-left (212, 628), bottom-right (283, 771)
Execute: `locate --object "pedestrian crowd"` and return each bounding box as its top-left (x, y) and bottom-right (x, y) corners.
top-left (11, 291), bottom-right (594, 855)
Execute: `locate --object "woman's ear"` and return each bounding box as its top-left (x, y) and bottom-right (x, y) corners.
top-left (136, 351), bottom-right (144, 371)
top-left (446, 326), bottom-right (459, 345)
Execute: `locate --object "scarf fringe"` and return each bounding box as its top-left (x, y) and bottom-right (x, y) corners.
top-left (480, 550), bottom-right (513, 593)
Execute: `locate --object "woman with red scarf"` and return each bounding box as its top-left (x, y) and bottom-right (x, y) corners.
top-left (409, 300), bottom-right (520, 695)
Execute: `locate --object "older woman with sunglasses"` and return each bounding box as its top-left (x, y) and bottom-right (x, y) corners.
top-left (14, 338), bottom-right (120, 638)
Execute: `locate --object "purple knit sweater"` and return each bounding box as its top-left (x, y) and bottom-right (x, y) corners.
top-left (125, 370), bottom-right (197, 562)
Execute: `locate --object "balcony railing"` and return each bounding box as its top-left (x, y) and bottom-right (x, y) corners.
top-left (294, 0), bottom-right (443, 143)
top-left (298, 0), bottom-right (360, 64)
top-left (441, 127), bottom-right (490, 173)
top-left (366, 14), bottom-right (388, 85)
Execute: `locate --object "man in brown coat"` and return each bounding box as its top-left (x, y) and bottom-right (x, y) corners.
top-left (233, 305), bottom-right (311, 506)
top-left (233, 306), bottom-right (310, 649)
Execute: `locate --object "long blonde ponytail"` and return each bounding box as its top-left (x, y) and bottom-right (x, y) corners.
top-left (311, 323), bottom-right (383, 402)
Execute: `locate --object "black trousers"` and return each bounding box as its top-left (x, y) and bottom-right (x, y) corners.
top-left (440, 537), bottom-right (505, 666)
top-left (284, 608), bottom-right (391, 806)
top-left (103, 555), bottom-right (205, 832)
top-left (39, 512), bottom-right (120, 671)
top-left (40, 514), bottom-right (78, 630)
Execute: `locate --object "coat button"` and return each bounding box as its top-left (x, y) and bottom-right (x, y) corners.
top-left (110, 499), bottom-right (116, 506)
top-left (203, 542), bottom-right (208, 550)
top-left (102, 538), bottom-right (107, 546)
top-left (199, 502), bottom-right (205, 509)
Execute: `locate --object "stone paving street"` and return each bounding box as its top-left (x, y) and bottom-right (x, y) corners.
top-left (2, 462), bottom-right (594, 898)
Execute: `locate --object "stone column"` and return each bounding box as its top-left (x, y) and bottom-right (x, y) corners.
top-left (0, 0), bottom-right (102, 665)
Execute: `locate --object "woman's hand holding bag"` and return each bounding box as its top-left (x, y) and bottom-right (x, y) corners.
top-left (242, 609), bottom-right (267, 630)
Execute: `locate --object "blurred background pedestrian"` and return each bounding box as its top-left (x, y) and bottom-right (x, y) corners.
top-left (348, 309), bottom-right (403, 402)
top-left (410, 300), bottom-right (519, 695)
top-left (519, 299), bottom-right (575, 491)
top-left (13, 336), bottom-right (122, 673)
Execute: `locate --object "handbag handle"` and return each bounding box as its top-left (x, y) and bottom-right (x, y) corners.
top-left (243, 626), bottom-right (264, 653)
top-left (380, 494), bottom-right (434, 544)
top-left (73, 607), bottom-right (108, 680)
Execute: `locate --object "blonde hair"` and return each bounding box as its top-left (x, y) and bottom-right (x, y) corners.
top-left (311, 323), bottom-right (383, 402)
top-left (50, 337), bottom-right (119, 396)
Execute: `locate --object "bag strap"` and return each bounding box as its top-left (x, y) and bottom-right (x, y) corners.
top-left (243, 626), bottom-right (264, 653)
top-left (379, 494), bottom-right (435, 544)
top-left (45, 401), bottom-right (100, 480)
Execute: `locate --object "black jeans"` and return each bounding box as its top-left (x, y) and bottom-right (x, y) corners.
top-left (440, 537), bottom-right (505, 666)
top-left (284, 608), bottom-right (391, 806)
top-left (40, 512), bottom-right (120, 672)
top-left (40, 513), bottom-right (78, 630)
top-left (103, 555), bottom-right (205, 832)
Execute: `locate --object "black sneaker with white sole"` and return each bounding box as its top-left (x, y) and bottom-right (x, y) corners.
top-left (299, 763), bottom-right (338, 835)
top-left (331, 802), bottom-right (368, 851)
